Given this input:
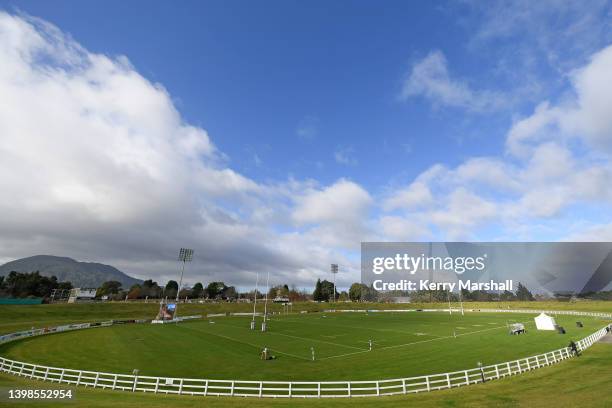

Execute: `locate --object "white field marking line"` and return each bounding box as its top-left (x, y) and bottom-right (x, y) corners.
top-left (320, 334), bottom-right (348, 339)
top-left (318, 323), bottom-right (519, 361)
top-left (177, 323), bottom-right (310, 361)
top-left (274, 316), bottom-right (441, 338)
top-left (210, 319), bottom-right (367, 352)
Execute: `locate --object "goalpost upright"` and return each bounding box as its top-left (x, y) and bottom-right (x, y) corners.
top-left (251, 273), bottom-right (259, 330)
top-left (262, 272), bottom-right (270, 332)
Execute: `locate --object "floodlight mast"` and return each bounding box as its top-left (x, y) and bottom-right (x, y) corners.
top-left (175, 248), bottom-right (194, 321)
top-left (331, 264), bottom-right (338, 303)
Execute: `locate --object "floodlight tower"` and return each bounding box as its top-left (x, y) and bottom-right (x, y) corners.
top-left (331, 264), bottom-right (338, 303)
top-left (175, 248), bottom-right (194, 320)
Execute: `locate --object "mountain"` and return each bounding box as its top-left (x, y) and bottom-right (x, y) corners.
top-left (0, 255), bottom-right (141, 289)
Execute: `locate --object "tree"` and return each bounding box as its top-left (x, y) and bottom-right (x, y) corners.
top-left (4, 271), bottom-right (69, 298)
top-left (0, 275), bottom-right (5, 290)
top-left (205, 282), bottom-right (227, 299)
top-left (192, 282), bottom-right (204, 298)
top-left (313, 279), bottom-right (324, 301)
top-left (127, 285), bottom-right (142, 299)
top-left (500, 290), bottom-right (516, 301)
top-left (515, 282), bottom-right (534, 301)
top-left (223, 286), bottom-right (238, 300)
top-left (320, 280), bottom-right (338, 301)
top-left (141, 279), bottom-right (162, 298)
top-left (97, 281), bottom-right (122, 297)
top-left (268, 284), bottom-right (290, 298)
top-left (349, 283), bottom-right (367, 301)
top-left (311, 279), bottom-right (338, 302)
top-left (164, 280), bottom-right (178, 298)
top-left (178, 287), bottom-right (192, 298)
top-left (57, 281), bottom-right (73, 291)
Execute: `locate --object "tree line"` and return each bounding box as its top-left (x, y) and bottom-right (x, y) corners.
top-left (4, 271), bottom-right (609, 303)
top-left (0, 271), bottom-right (72, 298)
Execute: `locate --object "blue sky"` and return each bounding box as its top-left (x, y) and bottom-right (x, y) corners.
top-left (0, 1), bottom-right (511, 187)
top-left (0, 1), bottom-right (612, 288)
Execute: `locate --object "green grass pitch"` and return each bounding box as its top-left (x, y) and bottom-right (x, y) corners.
top-left (0, 311), bottom-right (607, 382)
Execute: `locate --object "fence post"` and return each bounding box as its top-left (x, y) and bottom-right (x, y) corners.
top-left (94, 372), bottom-right (99, 387)
top-left (446, 373), bottom-right (451, 388)
top-left (346, 381), bottom-right (350, 397)
top-left (76, 371), bottom-right (82, 385)
top-left (204, 379), bottom-right (209, 396)
top-left (59, 368), bottom-right (65, 383)
top-left (44, 367), bottom-right (50, 381)
top-left (112, 374), bottom-right (117, 390)
top-left (376, 380), bottom-right (380, 396)
top-left (154, 377), bottom-right (159, 393)
top-left (179, 378), bottom-right (184, 395)
top-left (132, 374), bottom-right (138, 392)
top-left (402, 378), bottom-right (407, 393)
top-left (426, 376), bottom-right (431, 391)
top-left (259, 381), bottom-right (263, 398)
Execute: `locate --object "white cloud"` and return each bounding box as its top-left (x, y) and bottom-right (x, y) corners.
top-left (564, 222), bottom-right (612, 241)
top-left (399, 50), bottom-right (507, 112)
top-left (507, 45), bottom-right (612, 156)
top-left (469, 0), bottom-right (612, 73)
top-left (387, 42), bottom-right (612, 240)
top-left (0, 12), bottom-right (368, 289)
top-left (292, 179), bottom-right (373, 249)
top-left (379, 216), bottom-right (430, 241)
top-left (293, 179), bottom-right (371, 226)
top-left (429, 188), bottom-right (498, 239)
top-left (383, 181), bottom-right (433, 211)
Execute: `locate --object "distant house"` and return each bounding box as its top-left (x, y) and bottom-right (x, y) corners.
top-left (68, 288), bottom-right (97, 303)
top-left (273, 297), bottom-right (290, 303)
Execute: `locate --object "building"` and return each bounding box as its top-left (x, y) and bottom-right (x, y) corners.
top-left (68, 288), bottom-right (97, 303)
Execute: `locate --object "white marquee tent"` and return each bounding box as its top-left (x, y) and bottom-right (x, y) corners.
top-left (534, 313), bottom-right (557, 330)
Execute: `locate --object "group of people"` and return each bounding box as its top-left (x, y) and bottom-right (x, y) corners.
top-left (260, 339), bottom-right (374, 361)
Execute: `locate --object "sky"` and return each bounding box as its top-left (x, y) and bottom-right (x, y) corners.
top-left (0, 1), bottom-right (612, 290)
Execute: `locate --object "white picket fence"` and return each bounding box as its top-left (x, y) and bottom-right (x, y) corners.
top-left (0, 310), bottom-right (610, 398)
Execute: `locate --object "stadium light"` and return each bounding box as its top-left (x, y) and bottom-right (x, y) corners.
top-left (331, 264), bottom-right (338, 303)
top-left (175, 248), bottom-right (194, 321)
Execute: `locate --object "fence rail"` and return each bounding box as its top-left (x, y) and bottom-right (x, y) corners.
top-left (0, 309), bottom-right (610, 398)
